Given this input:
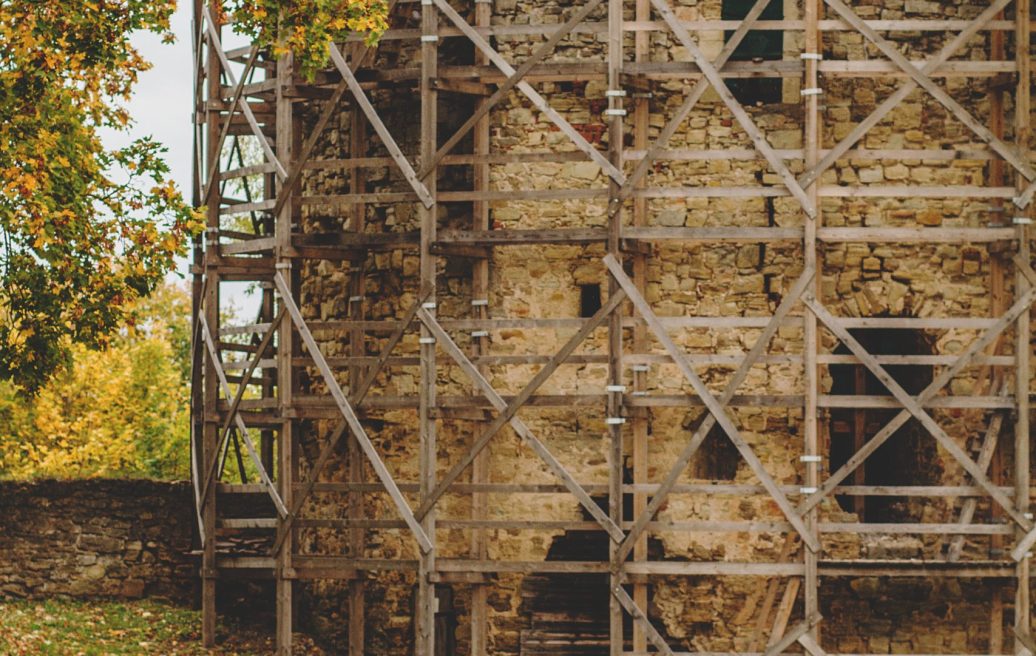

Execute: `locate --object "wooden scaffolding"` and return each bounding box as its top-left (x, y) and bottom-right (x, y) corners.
top-left (191, 0), bottom-right (1036, 653)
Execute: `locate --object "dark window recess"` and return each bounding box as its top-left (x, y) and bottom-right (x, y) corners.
top-left (580, 284), bottom-right (602, 318)
top-left (684, 416), bottom-right (740, 480)
top-left (828, 328), bottom-right (942, 522)
top-left (721, 0), bottom-right (784, 104)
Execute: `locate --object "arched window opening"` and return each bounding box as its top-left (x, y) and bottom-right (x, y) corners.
top-left (828, 328), bottom-right (941, 522)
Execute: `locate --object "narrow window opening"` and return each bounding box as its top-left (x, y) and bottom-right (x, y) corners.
top-left (580, 284), bottom-right (602, 318)
top-left (685, 414), bottom-right (740, 481)
top-left (721, 0), bottom-right (784, 105)
top-left (828, 328), bottom-right (941, 522)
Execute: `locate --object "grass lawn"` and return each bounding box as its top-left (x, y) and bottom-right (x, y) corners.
top-left (0, 598), bottom-right (325, 655)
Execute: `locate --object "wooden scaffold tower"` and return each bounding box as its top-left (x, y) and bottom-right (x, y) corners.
top-left (191, 0), bottom-right (1036, 653)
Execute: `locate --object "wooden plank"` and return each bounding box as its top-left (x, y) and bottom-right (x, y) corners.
top-left (604, 254), bottom-right (820, 552)
top-left (804, 296), bottom-right (1032, 531)
top-left (614, 266), bottom-right (816, 563)
top-left (417, 308), bottom-right (625, 542)
top-left (762, 614), bottom-right (822, 656)
top-left (413, 289), bottom-right (626, 520)
top-left (430, 0), bottom-right (624, 184)
top-left (274, 273), bottom-right (434, 553)
top-left (648, 0), bottom-right (814, 218)
top-left (327, 45), bottom-right (434, 208)
top-left (610, 584), bottom-right (676, 656)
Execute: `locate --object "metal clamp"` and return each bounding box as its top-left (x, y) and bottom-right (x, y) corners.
top-left (800, 486), bottom-right (818, 494)
top-left (631, 364), bottom-right (650, 372)
top-left (419, 337), bottom-right (436, 344)
top-left (471, 330), bottom-right (489, 338)
top-left (605, 417), bottom-right (626, 425)
top-left (275, 262), bottom-right (292, 270)
top-left (420, 35), bottom-right (439, 42)
top-left (422, 302), bottom-right (438, 309)
top-left (606, 385), bottom-right (627, 393)
top-left (1012, 216), bottom-right (1033, 225)
top-left (349, 296), bottom-right (363, 303)
top-left (471, 299), bottom-right (489, 306)
top-left (604, 108), bottom-right (627, 117)
top-left (800, 52), bottom-right (823, 60)
top-left (605, 89), bottom-right (627, 98)
top-left (801, 88), bottom-right (823, 96)
top-left (800, 455), bottom-right (822, 463)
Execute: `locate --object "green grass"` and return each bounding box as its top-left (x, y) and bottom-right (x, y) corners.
top-left (0, 598), bottom-right (323, 655)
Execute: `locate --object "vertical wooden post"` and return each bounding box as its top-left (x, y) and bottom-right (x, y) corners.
top-left (631, 0), bottom-right (651, 649)
top-left (347, 104), bottom-right (368, 656)
top-left (469, 0), bottom-right (492, 651)
top-left (988, 8), bottom-right (1008, 650)
top-left (803, 0), bottom-right (822, 645)
top-left (1014, 1), bottom-right (1032, 650)
top-left (201, 0), bottom-right (221, 646)
top-left (606, 0), bottom-right (625, 653)
top-left (418, 0), bottom-right (439, 653)
top-left (275, 48), bottom-right (296, 656)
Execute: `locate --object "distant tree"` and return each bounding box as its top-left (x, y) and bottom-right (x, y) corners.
top-left (0, 282), bottom-right (192, 480)
top-left (0, 1), bottom-right (202, 392)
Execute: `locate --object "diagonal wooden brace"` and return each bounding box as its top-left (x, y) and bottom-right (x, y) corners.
top-left (418, 308), bottom-right (626, 543)
top-left (610, 582), bottom-right (676, 656)
top-left (201, 47), bottom-right (260, 208)
top-left (763, 613), bottom-right (823, 656)
top-left (202, 6), bottom-right (287, 181)
top-left (431, 0), bottom-right (625, 185)
top-left (419, 0), bottom-right (607, 180)
top-left (328, 44), bottom-right (435, 208)
top-left (799, 284), bottom-right (1036, 516)
top-left (199, 307), bottom-right (284, 514)
top-left (199, 314), bottom-right (289, 517)
top-left (618, 0), bottom-right (775, 197)
top-left (271, 287), bottom-right (433, 556)
top-left (822, 0), bottom-right (1036, 196)
top-left (649, 0), bottom-right (816, 219)
top-left (604, 254), bottom-right (820, 552)
top-left (797, 0), bottom-right (1013, 190)
top-left (413, 288), bottom-right (627, 521)
top-left (275, 273), bottom-right (434, 554)
top-left (804, 295), bottom-right (1033, 533)
top-left (612, 266), bottom-right (816, 564)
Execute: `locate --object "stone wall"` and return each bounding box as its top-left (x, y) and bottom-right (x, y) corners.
top-left (0, 480), bottom-right (196, 601)
top-left (291, 0), bottom-right (1036, 652)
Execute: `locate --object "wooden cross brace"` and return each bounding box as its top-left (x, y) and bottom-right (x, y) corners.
top-left (803, 295), bottom-right (1034, 536)
top-left (611, 266), bottom-right (817, 565)
top-left (604, 254), bottom-right (821, 552)
top-left (201, 6), bottom-right (288, 181)
top-left (327, 43), bottom-right (435, 209)
top-left (201, 47), bottom-right (260, 208)
top-left (270, 286), bottom-right (433, 556)
top-left (798, 283), bottom-right (1036, 522)
top-left (412, 288), bottom-right (628, 522)
top-left (798, 0), bottom-right (1016, 191)
top-left (199, 313), bottom-right (290, 518)
top-left (821, 0), bottom-right (1036, 206)
top-left (417, 307), bottom-right (626, 543)
top-left (274, 273), bottom-right (435, 554)
top-left (647, 0), bottom-right (816, 219)
top-left (431, 0), bottom-right (626, 185)
top-left (616, 0), bottom-right (778, 200)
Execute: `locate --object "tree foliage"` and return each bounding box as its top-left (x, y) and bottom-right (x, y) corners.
top-left (227, 0), bottom-right (390, 78)
top-left (0, 282), bottom-right (192, 480)
top-left (0, 1), bottom-right (203, 392)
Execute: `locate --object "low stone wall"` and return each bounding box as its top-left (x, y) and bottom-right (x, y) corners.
top-left (0, 479), bottom-right (197, 601)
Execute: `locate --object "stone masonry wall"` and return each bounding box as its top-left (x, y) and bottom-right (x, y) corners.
top-left (0, 480), bottom-right (196, 601)
top-left (294, 0), bottom-right (1036, 652)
